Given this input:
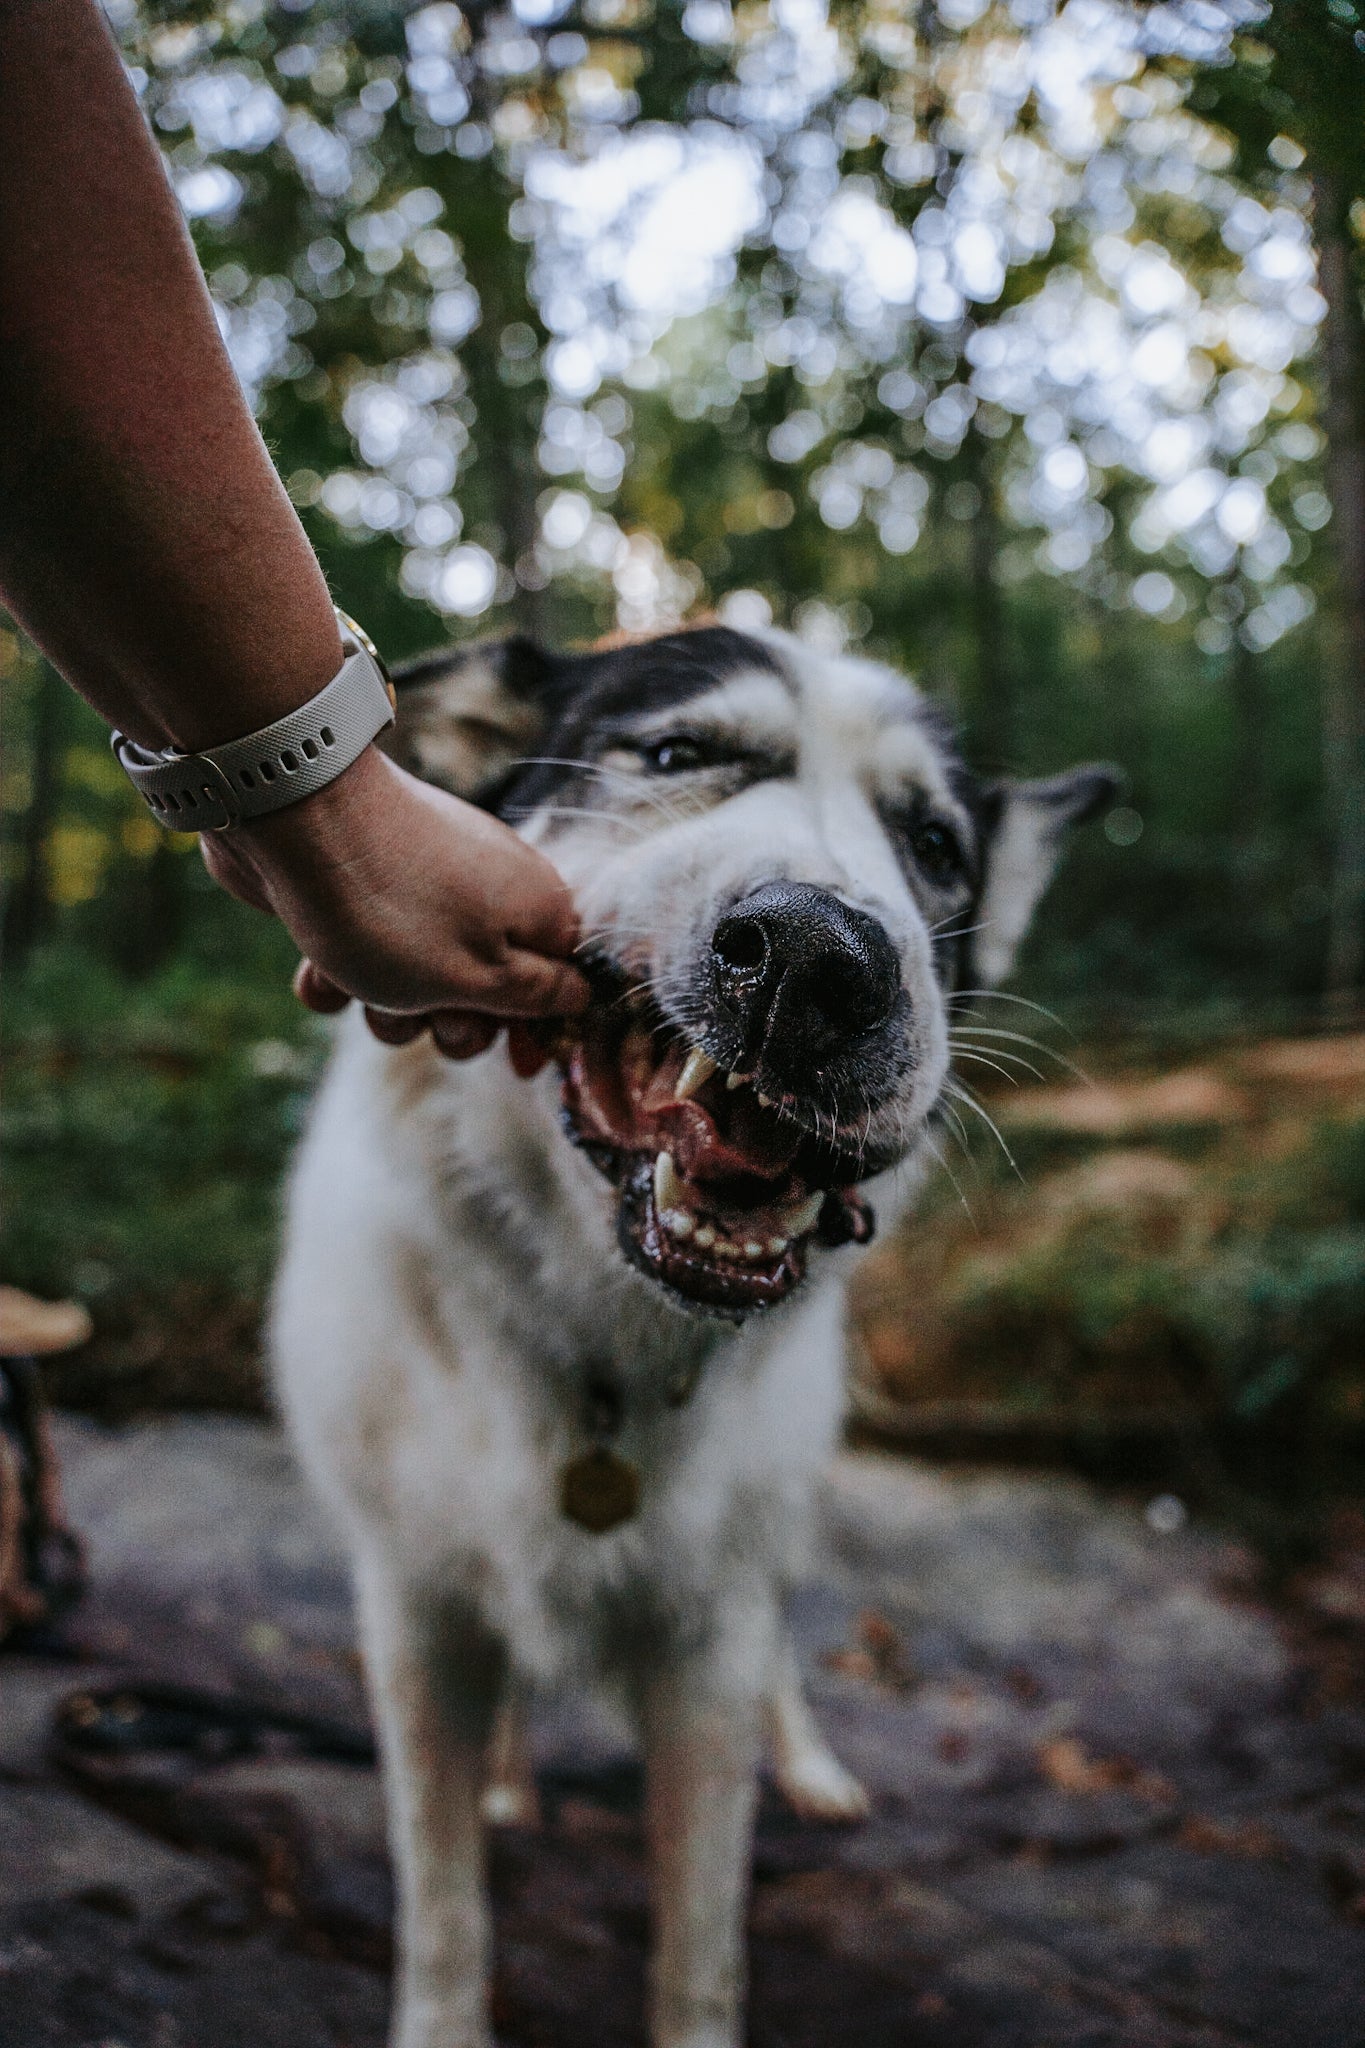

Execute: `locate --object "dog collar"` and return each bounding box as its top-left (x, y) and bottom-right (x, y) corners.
top-left (559, 1359), bottom-right (704, 1535)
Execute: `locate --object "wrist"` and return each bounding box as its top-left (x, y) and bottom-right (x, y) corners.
top-left (233, 737), bottom-right (393, 869)
top-left (112, 609), bottom-right (394, 835)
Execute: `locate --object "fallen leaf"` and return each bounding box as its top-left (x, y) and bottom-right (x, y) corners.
top-left (1037, 1736), bottom-right (1174, 1803)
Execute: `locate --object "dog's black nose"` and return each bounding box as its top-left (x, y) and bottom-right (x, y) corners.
top-left (709, 882), bottom-right (901, 1071)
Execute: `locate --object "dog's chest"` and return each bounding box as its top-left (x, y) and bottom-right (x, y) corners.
top-left (372, 1323), bottom-right (792, 1677)
top-left (277, 1035), bottom-right (851, 1680)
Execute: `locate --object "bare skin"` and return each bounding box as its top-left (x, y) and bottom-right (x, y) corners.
top-left (0, 0), bottom-right (586, 1055)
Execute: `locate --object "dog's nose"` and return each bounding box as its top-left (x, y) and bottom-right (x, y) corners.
top-left (709, 882), bottom-right (901, 1070)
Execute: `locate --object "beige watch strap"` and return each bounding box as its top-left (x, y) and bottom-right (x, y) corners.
top-left (112, 610), bottom-right (396, 832)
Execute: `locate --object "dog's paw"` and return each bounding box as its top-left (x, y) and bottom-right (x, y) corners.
top-left (481, 1778), bottom-right (541, 1828)
top-left (774, 1746), bottom-right (870, 1823)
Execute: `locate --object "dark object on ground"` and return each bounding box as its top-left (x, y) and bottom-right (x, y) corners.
top-left (3, 1416), bottom-right (1364, 2047)
top-left (0, 1292), bottom-right (89, 1643)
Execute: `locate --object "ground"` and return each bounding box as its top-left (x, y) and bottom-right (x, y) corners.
top-left (2, 1416), bottom-right (1364, 2047)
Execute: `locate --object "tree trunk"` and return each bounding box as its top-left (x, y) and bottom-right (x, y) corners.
top-left (1315, 172), bottom-right (1365, 1018)
top-left (965, 428), bottom-right (1010, 770)
top-left (458, 92), bottom-right (550, 643)
top-left (1, 652), bottom-right (61, 963)
top-left (1226, 581), bottom-right (1266, 861)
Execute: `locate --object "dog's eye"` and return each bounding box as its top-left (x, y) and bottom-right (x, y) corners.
top-left (640, 736), bottom-right (709, 774)
top-left (911, 822), bottom-right (963, 884)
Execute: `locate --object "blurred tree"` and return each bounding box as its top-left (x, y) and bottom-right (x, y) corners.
top-left (0, 0), bottom-right (1357, 1019)
top-left (1182, 0), bottom-right (1365, 1006)
top-left (9, 0), bottom-right (1365, 1391)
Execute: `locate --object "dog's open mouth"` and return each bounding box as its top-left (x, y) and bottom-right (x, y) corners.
top-left (551, 989), bottom-right (877, 1315)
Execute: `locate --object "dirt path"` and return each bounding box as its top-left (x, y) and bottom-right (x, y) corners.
top-left (2, 1417), bottom-right (1363, 2045)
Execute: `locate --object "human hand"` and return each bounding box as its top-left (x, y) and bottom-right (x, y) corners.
top-left (201, 744), bottom-right (588, 1059)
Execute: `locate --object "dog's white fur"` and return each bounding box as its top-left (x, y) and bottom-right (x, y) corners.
top-left (273, 628), bottom-right (1098, 2048)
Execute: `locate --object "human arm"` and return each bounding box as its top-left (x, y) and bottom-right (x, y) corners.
top-left (0, 0), bottom-right (586, 1048)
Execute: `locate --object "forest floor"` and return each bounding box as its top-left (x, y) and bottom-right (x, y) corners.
top-left (850, 1028), bottom-right (1365, 1470)
top-left (4, 1415), bottom-right (1365, 2047)
top-left (27, 1026), bottom-right (1365, 1470)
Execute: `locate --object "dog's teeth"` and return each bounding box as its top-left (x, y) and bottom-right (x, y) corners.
top-left (676, 1047), bottom-right (719, 1102)
top-left (782, 1191), bottom-right (824, 1236)
top-left (660, 1208), bottom-right (694, 1241)
top-left (757, 1092), bottom-right (775, 1110)
top-left (743, 1240), bottom-right (765, 1261)
top-left (693, 1223), bottom-right (716, 1250)
top-left (713, 1239), bottom-right (737, 1260)
top-left (767, 1235), bottom-right (789, 1256)
top-left (654, 1151), bottom-right (685, 1213)
top-left (726, 1071), bottom-right (748, 1092)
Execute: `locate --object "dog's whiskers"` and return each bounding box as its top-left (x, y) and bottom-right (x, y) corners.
top-left (511, 804), bottom-right (657, 840)
top-left (948, 1041), bottom-right (1047, 1085)
top-left (922, 1131), bottom-right (977, 1224)
top-left (944, 1078), bottom-right (1023, 1182)
top-left (948, 989), bottom-right (1072, 1033)
top-left (937, 1095), bottom-right (976, 1171)
top-left (949, 1048), bottom-right (1033, 1088)
top-left (949, 1025), bottom-right (1089, 1085)
top-left (507, 757), bottom-right (698, 829)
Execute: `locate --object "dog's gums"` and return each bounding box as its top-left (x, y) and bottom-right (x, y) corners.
top-left (549, 985), bottom-right (875, 1315)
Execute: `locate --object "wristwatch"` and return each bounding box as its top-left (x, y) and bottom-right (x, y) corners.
top-left (112, 608), bottom-right (396, 833)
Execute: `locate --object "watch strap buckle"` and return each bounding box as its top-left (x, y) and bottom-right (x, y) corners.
top-left (111, 736), bottom-right (243, 832)
top-left (112, 607), bottom-right (395, 832)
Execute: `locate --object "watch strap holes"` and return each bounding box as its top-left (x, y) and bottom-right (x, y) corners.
top-left (259, 761), bottom-right (276, 783)
top-left (301, 737), bottom-right (319, 761)
top-left (319, 726), bottom-right (335, 748)
top-left (239, 769), bottom-right (255, 790)
top-left (281, 749), bottom-right (299, 774)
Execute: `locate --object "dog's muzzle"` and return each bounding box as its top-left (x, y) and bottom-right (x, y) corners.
top-left (705, 882), bottom-right (902, 1090)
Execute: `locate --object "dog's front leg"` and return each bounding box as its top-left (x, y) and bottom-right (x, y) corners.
top-left (639, 1603), bottom-right (775, 2048)
top-left (357, 1562), bottom-right (500, 2048)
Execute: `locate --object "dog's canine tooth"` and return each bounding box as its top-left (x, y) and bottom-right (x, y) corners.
top-left (757, 1092), bottom-right (775, 1110)
top-left (725, 1071), bottom-right (748, 1092)
top-left (660, 1208), bottom-right (694, 1241)
top-left (654, 1151), bottom-right (685, 1213)
top-left (782, 1191), bottom-right (824, 1236)
top-left (676, 1048), bottom-right (719, 1101)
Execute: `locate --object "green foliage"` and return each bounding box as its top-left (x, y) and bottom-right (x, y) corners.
top-left (1, 936), bottom-right (319, 1315)
top-left (867, 1068), bottom-right (1365, 1437)
top-left (3, 0), bottom-right (1365, 1432)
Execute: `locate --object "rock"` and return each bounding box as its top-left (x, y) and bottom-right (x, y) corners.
top-left (0, 1416), bottom-right (1360, 2046)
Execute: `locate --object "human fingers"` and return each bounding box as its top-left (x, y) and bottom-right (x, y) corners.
top-left (429, 1012), bottom-right (500, 1061)
top-left (478, 949), bottom-right (591, 1020)
top-left (502, 852), bottom-right (581, 961)
top-left (506, 1021), bottom-right (555, 1080)
top-left (293, 959), bottom-right (353, 1015)
top-left (362, 1007), bottom-right (427, 1046)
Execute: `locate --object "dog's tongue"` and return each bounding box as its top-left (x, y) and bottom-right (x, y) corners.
top-left (656, 1097), bottom-right (800, 1184)
top-left (563, 1024), bottom-right (802, 1186)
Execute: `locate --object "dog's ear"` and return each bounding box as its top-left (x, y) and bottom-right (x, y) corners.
top-left (386, 636), bottom-right (563, 805)
top-left (969, 765), bottom-right (1121, 986)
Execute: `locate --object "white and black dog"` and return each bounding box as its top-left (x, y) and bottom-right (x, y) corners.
top-left (272, 622), bottom-right (1114, 2048)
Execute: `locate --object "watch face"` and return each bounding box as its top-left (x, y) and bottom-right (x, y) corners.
top-left (334, 606), bottom-right (397, 708)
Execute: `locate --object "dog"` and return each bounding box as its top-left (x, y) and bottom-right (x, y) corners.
top-left (272, 622), bottom-right (1115, 2048)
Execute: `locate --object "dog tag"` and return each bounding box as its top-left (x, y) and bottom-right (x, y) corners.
top-left (560, 1447), bottom-right (640, 1534)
